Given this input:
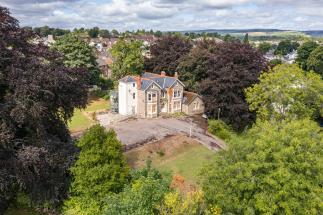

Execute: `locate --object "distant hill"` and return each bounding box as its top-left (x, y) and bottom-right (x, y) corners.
top-left (180, 29), bottom-right (323, 38)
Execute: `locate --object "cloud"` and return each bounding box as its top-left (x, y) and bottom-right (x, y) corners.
top-left (0, 0), bottom-right (322, 30)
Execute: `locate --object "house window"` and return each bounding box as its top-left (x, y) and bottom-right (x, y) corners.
top-left (173, 101), bottom-right (181, 110)
top-left (161, 91), bottom-right (166, 98)
top-left (148, 104), bottom-right (157, 114)
top-left (173, 90), bottom-right (181, 98)
top-left (133, 83), bottom-right (135, 88)
top-left (132, 93), bottom-right (135, 99)
top-left (193, 102), bottom-right (199, 110)
top-left (147, 92), bottom-right (156, 101)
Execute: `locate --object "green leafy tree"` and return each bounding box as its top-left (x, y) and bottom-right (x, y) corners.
top-left (102, 162), bottom-right (170, 215)
top-left (296, 41), bottom-right (318, 70)
top-left (245, 64), bottom-right (323, 121)
top-left (110, 39), bottom-right (144, 80)
top-left (111, 29), bottom-right (119, 37)
top-left (268, 58), bottom-right (282, 68)
top-left (64, 125), bottom-right (130, 215)
top-left (99, 29), bottom-right (111, 38)
top-left (257, 42), bottom-right (272, 54)
top-left (88, 27), bottom-right (99, 38)
top-left (200, 119), bottom-right (323, 214)
top-left (307, 46), bottom-right (323, 78)
top-left (274, 40), bottom-right (298, 55)
top-left (243, 33), bottom-right (249, 44)
top-left (52, 33), bottom-right (100, 84)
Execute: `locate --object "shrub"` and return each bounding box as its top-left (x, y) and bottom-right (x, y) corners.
top-left (208, 120), bottom-right (233, 141)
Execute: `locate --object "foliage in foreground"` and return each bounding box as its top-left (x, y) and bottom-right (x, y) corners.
top-left (200, 119), bottom-right (323, 214)
top-left (246, 64), bottom-right (323, 122)
top-left (103, 163), bottom-right (170, 215)
top-left (64, 125), bottom-right (130, 215)
top-left (208, 120), bottom-right (233, 141)
top-left (0, 6), bottom-right (88, 213)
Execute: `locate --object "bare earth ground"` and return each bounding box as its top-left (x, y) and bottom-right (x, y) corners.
top-left (103, 116), bottom-right (225, 151)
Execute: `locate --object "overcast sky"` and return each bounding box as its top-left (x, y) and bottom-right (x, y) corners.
top-left (1, 0), bottom-right (323, 31)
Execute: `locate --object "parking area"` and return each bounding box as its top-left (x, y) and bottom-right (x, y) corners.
top-left (98, 116), bottom-right (225, 151)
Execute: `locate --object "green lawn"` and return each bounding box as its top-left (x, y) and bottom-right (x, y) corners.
top-left (155, 145), bottom-right (215, 182)
top-left (68, 98), bottom-right (109, 133)
top-left (126, 135), bottom-right (216, 184)
top-left (5, 208), bottom-right (40, 215)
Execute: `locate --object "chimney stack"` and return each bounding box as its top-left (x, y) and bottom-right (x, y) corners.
top-left (161, 71), bottom-right (166, 77)
top-left (174, 72), bottom-right (179, 79)
top-left (136, 76), bottom-right (142, 89)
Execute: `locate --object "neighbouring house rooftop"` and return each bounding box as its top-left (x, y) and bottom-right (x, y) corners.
top-left (183, 91), bottom-right (201, 105)
top-left (119, 72), bottom-right (184, 91)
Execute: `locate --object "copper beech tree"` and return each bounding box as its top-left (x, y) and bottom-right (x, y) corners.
top-left (199, 41), bottom-right (267, 131)
top-left (0, 7), bottom-right (88, 212)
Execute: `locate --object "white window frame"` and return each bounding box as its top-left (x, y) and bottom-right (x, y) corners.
top-left (147, 92), bottom-right (156, 102)
top-left (173, 101), bottom-right (181, 110)
top-left (173, 90), bottom-right (181, 98)
top-left (193, 102), bottom-right (199, 110)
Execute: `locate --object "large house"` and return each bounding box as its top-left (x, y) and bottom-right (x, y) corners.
top-left (118, 71), bottom-right (204, 118)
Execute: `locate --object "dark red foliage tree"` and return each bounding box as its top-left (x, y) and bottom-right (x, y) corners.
top-left (199, 41), bottom-right (267, 131)
top-left (0, 7), bottom-right (88, 212)
top-left (144, 35), bottom-right (192, 75)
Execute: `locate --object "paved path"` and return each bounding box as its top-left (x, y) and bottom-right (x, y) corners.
top-left (99, 117), bottom-right (226, 151)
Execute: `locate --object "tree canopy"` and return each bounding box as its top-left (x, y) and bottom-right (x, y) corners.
top-left (177, 39), bottom-right (217, 92)
top-left (296, 41), bottom-right (319, 70)
top-left (307, 46), bottom-right (323, 78)
top-left (0, 6), bottom-right (88, 213)
top-left (52, 33), bottom-right (100, 85)
top-left (246, 64), bottom-right (323, 122)
top-left (200, 119), bottom-right (323, 214)
top-left (257, 42), bottom-right (272, 54)
top-left (110, 38), bottom-right (145, 80)
top-left (64, 125), bottom-right (130, 215)
top-left (199, 41), bottom-right (267, 131)
top-left (274, 40), bottom-right (299, 55)
top-left (144, 35), bottom-right (192, 75)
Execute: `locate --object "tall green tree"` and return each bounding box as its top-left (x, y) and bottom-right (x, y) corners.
top-left (144, 35), bottom-right (192, 75)
top-left (296, 41), bottom-right (318, 70)
top-left (307, 46), bottom-right (323, 78)
top-left (99, 29), bottom-right (111, 38)
top-left (200, 119), bottom-right (323, 214)
top-left (257, 42), bottom-right (272, 54)
top-left (52, 33), bottom-right (100, 84)
top-left (88, 27), bottom-right (99, 38)
top-left (110, 39), bottom-right (144, 80)
top-left (274, 40), bottom-right (299, 55)
top-left (245, 64), bottom-right (323, 122)
top-left (243, 33), bottom-right (249, 44)
top-left (199, 41), bottom-right (267, 131)
top-left (0, 7), bottom-right (88, 213)
top-left (64, 125), bottom-right (129, 215)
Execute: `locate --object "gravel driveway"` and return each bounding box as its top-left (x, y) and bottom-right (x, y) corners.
top-left (100, 117), bottom-right (225, 151)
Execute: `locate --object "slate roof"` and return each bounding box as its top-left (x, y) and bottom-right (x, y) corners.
top-left (120, 72), bottom-right (183, 91)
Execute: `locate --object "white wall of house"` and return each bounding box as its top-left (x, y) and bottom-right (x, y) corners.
top-left (118, 82), bottom-right (137, 116)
